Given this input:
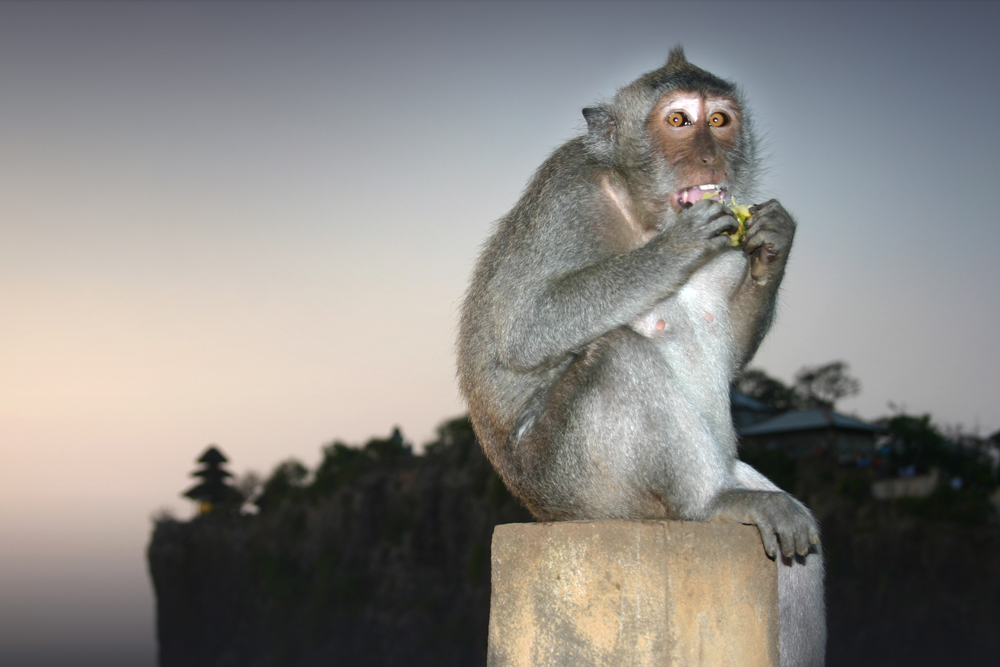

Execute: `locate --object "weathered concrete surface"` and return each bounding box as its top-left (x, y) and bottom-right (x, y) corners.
top-left (488, 520), bottom-right (778, 667)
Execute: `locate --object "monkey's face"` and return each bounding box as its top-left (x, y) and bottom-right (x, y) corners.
top-left (646, 90), bottom-right (742, 212)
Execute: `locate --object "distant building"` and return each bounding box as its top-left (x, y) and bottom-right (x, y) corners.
top-left (737, 408), bottom-right (882, 462)
top-left (871, 467), bottom-right (940, 500)
top-left (183, 446), bottom-right (240, 514)
top-left (730, 388), bottom-right (781, 429)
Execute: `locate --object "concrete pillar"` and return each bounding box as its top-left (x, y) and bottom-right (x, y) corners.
top-left (488, 520), bottom-right (778, 667)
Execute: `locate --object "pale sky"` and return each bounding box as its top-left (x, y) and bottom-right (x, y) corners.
top-left (2, 2), bottom-right (998, 665)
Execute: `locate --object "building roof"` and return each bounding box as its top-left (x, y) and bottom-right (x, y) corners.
top-left (192, 467), bottom-right (233, 479)
top-left (183, 480), bottom-right (240, 503)
top-left (729, 388), bottom-right (779, 413)
top-left (197, 446), bottom-right (228, 464)
top-left (738, 408), bottom-right (882, 437)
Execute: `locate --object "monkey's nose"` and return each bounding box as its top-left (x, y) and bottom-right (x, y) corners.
top-left (699, 151), bottom-right (719, 166)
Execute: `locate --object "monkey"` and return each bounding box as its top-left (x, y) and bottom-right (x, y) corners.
top-left (457, 48), bottom-right (825, 666)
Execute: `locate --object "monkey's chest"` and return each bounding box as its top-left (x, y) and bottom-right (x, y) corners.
top-left (631, 250), bottom-right (747, 358)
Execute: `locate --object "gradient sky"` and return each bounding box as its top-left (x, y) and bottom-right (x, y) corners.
top-left (2, 2), bottom-right (998, 664)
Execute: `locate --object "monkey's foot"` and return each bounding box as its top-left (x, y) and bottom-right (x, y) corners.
top-left (711, 489), bottom-right (820, 560)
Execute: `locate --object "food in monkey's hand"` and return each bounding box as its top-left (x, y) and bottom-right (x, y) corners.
top-left (726, 203), bottom-right (751, 247)
top-left (703, 191), bottom-right (752, 247)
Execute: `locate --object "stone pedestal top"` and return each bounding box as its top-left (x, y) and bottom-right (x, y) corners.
top-left (488, 520), bottom-right (779, 667)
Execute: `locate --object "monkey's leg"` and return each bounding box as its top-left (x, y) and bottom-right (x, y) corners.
top-left (734, 462), bottom-right (826, 667)
top-left (521, 333), bottom-right (825, 666)
top-left (521, 327), bottom-right (733, 521)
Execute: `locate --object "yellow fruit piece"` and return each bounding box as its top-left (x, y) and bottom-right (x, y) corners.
top-left (731, 204), bottom-right (752, 224)
top-left (727, 203), bottom-right (751, 246)
top-left (701, 191), bottom-right (752, 247)
top-left (726, 218), bottom-right (746, 247)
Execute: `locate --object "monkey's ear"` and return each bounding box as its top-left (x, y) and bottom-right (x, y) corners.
top-left (582, 106), bottom-right (616, 139)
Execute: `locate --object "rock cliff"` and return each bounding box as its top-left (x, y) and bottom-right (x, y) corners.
top-left (148, 417), bottom-right (531, 667)
top-left (149, 418), bottom-right (1000, 667)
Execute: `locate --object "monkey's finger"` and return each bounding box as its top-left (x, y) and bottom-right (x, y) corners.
top-left (794, 528), bottom-right (812, 557)
top-left (757, 524), bottom-right (779, 560)
top-left (705, 210), bottom-right (738, 234)
top-left (748, 199), bottom-right (778, 216)
top-left (710, 220), bottom-right (740, 246)
top-left (712, 232), bottom-right (735, 250)
top-left (778, 529), bottom-right (797, 559)
top-left (741, 222), bottom-right (765, 252)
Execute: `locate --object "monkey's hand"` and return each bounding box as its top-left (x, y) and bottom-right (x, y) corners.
top-left (743, 199), bottom-right (796, 283)
top-left (658, 199), bottom-right (737, 264)
top-left (710, 488), bottom-right (819, 560)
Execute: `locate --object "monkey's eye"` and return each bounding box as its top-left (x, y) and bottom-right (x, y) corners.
top-left (666, 112), bottom-right (690, 127)
top-left (708, 112), bottom-right (730, 127)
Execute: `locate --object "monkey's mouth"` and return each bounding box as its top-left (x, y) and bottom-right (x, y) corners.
top-left (674, 184), bottom-right (727, 209)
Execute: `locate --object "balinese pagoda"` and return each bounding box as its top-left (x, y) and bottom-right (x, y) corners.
top-left (183, 445), bottom-right (240, 515)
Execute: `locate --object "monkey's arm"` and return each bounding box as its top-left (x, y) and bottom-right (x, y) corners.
top-left (728, 199), bottom-right (795, 368)
top-left (501, 200), bottom-right (733, 370)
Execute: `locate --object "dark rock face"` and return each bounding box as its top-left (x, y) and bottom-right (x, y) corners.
top-left (750, 455), bottom-right (1000, 667)
top-left (148, 417), bottom-right (532, 667)
top-left (822, 498), bottom-right (1000, 667)
top-left (150, 419), bottom-right (1000, 667)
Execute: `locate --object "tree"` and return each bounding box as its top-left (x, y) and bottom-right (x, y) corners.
top-left (734, 368), bottom-right (798, 411)
top-left (793, 361), bottom-right (860, 409)
top-left (882, 413), bottom-right (997, 489)
top-left (736, 361), bottom-right (861, 411)
top-left (309, 428), bottom-right (413, 498)
top-left (255, 459), bottom-right (309, 512)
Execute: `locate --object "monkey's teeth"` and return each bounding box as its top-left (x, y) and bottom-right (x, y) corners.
top-left (676, 185), bottom-right (727, 207)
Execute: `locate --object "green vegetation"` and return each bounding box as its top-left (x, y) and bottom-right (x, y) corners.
top-left (880, 414), bottom-right (996, 487)
top-left (150, 377), bottom-right (1000, 667)
top-left (735, 360), bottom-right (860, 411)
top-left (149, 418), bottom-right (531, 667)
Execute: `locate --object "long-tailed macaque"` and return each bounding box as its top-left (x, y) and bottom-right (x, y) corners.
top-left (457, 48), bottom-right (825, 666)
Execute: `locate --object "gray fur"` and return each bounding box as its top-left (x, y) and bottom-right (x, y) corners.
top-left (457, 48), bottom-right (825, 666)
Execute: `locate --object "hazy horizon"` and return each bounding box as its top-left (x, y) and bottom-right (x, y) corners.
top-left (2, 2), bottom-right (998, 664)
